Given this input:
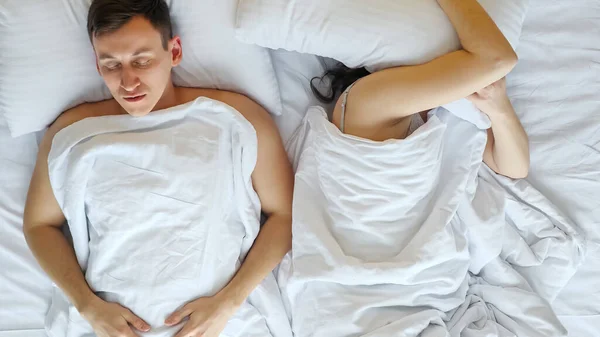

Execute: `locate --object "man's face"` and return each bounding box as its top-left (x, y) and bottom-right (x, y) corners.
top-left (93, 16), bottom-right (181, 116)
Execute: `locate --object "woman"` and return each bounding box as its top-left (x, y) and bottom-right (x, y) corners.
top-left (280, 0), bottom-right (530, 335)
top-left (310, 1), bottom-right (529, 178)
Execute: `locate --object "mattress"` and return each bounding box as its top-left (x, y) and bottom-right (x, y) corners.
top-left (0, 0), bottom-right (598, 336)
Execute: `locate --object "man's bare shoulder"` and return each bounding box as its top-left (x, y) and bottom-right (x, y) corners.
top-left (36, 99), bottom-right (122, 159)
top-left (176, 87), bottom-right (247, 105)
top-left (176, 87), bottom-right (270, 124)
top-left (48, 99), bottom-right (122, 136)
top-left (177, 87), bottom-right (282, 147)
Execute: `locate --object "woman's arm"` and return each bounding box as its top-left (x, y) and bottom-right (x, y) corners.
top-left (469, 79), bottom-right (530, 179)
top-left (336, 0), bottom-right (518, 140)
top-left (165, 94), bottom-right (293, 337)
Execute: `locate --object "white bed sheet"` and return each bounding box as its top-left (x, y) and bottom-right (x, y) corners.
top-left (0, 331), bottom-right (48, 337)
top-left (274, 1), bottom-right (600, 334)
top-left (0, 127), bottom-right (52, 336)
top-left (0, 0), bottom-right (598, 336)
top-left (507, 1), bottom-right (600, 335)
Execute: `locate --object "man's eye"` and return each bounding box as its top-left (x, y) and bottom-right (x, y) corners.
top-left (105, 63), bottom-right (121, 71)
top-left (135, 60), bottom-right (151, 67)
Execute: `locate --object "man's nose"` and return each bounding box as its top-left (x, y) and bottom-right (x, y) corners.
top-left (120, 68), bottom-right (141, 92)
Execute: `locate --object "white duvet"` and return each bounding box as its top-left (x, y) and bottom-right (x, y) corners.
top-left (46, 98), bottom-right (292, 337)
top-left (279, 105), bottom-right (585, 337)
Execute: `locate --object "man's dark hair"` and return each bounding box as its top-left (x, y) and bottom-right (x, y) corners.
top-left (87, 0), bottom-right (173, 50)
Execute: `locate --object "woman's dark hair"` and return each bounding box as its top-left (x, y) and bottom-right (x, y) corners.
top-left (87, 0), bottom-right (173, 50)
top-left (310, 63), bottom-right (371, 104)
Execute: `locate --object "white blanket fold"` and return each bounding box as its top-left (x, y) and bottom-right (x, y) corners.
top-left (281, 106), bottom-right (584, 337)
top-left (46, 98), bottom-right (292, 337)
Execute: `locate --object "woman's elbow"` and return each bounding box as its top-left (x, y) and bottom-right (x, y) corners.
top-left (22, 222), bottom-right (40, 248)
top-left (483, 46), bottom-right (518, 77)
top-left (503, 160), bottom-right (530, 179)
top-left (492, 152), bottom-right (530, 179)
top-left (507, 167), bottom-right (529, 179)
top-left (493, 51), bottom-right (518, 75)
top-left (515, 144), bottom-right (531, 179)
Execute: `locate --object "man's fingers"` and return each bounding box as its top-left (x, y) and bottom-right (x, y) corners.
top-left (119, 324), bottom-right (141, 337)
top-left (173, 324), bottom-right (194, 337)
top-left (122, 309), bottom-right (151, 332)
top-left (165, 305), bottom-right (192, 326)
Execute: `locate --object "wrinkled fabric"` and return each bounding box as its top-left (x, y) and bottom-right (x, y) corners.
top-left (46, 97), bottom-right (292, 337)
top-left (279, 106), bottom-right (584, 337)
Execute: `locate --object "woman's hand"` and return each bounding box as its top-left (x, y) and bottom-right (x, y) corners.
top-left (468, 77), bottom-right (530, 179)
top-left (165, 291), bottom-right (238, 337)
top-left (467, 78), bottom-right (514, 117)
top-left (80, 296), bottom-right (150, 337)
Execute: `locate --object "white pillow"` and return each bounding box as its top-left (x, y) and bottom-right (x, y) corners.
top-left (0, 0), bottom-right (281, 138)
top-left (166, 0), bottom-right (281, 114)
top-left (269, 49), bottom-right (327, 143)
top-left (0, 1), bottom-right (111, 138)
top-left (236, 0), bottom-right (531, 72)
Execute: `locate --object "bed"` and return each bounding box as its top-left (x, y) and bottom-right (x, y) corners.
top-left (0, 0), bottom-right (598, 336)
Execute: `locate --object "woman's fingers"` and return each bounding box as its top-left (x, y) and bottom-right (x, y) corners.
top-left (122, 309), bottom-right (151, 332)
top-left (165, 304), bottom-right (193, 326)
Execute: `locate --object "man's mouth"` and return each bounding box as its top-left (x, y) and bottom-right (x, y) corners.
top-left (123, 94), bottom-right (146, 103)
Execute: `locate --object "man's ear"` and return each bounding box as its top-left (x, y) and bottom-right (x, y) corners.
top-left (170, 36), bottom-right (183, 67)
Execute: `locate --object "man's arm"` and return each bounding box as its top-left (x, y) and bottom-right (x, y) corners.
top-left (23, 106), bottom-right (150, 336)
top-left (165, 94), bottom-right (293, 337)
top-left (23, 109), bottom-right (98, 312)
top-left (219, 96), bottom-right (294, 305)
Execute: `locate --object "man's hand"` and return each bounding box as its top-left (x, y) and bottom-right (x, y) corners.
top-left (80, 296), bottom-right (151, 337)
top-left (165, 292), bottom-right (237, 337)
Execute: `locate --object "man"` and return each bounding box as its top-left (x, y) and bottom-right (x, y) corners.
top-left (23, 1), bottom-right (293, 336)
